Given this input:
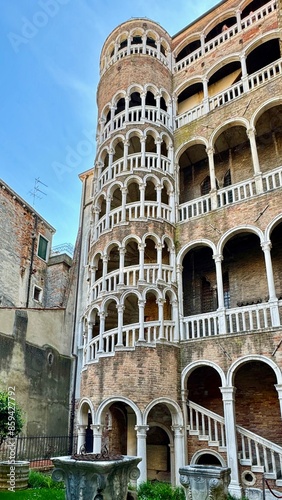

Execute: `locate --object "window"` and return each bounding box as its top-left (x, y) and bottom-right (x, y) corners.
top-left (33, 286), bottom-right (42, 302)
top-left (37, 235), bottom-right (49, 261)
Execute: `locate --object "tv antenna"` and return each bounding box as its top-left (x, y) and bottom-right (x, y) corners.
top-left (29, 177), bottom-right (48, 207)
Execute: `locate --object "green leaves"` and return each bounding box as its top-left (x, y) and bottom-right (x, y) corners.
top-left (0, 391), bottom-right (24, 445)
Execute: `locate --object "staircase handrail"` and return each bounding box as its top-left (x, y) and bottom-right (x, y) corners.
top-left (236, 424), bottom-right (282, 456)
top-left (188, 400), bottom-right (225, 425)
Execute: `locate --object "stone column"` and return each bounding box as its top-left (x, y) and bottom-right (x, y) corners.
top-left (172, 425), bottom-right (185, 486)
top-left (275, 384), bottom-right (282, 417)
top-left (135, 425), bottom-right (148, 485)
top-left (119, 247), bottom-right (125, 285)
top-left (213, 253), bottom-right (227, 334)
top-left (98, 311), bottom-right (106, 353)
top-left (91, 424), bottom-right (102, 453)
top-left (203, 77), bottom-right (210, 114)
top-left (123, 139), bottom-right (129, 172)
top-left (156, 185), bottom-right (162, 218)
top-left (138, 299), bottom-right (146, 342)
top-left (240, 53), bottom-right (249, 92)
top-left (121, 187), bottom-right (127, 222)
top-left (261, 240), bottom-right (280, 326)
top-left (141, 91), bottom-right (146, 120)
top-left (236, 9), bottom-right (242, 31)
top-left (138, 243), bottom-right (145, 282)
top-left (206, 146), bottom-right (217, 209)
top-left (158, 298), bottom-right (165, 340)
top-left (156, 242), bottom-right (163, 280)
top-left (140, 184), bottom-right (145, 218)
top-left (247, 127), bottom-right (263, 193)
top-left (172, 299), bottom-right (180, 342)
top-left (77, 424), bottom-right (86, 453)
top-left (141, 137), bottom-right (146, 167)
top-left (117, 305), bottom-right (124, 346)
top-left (102, 255), bottom-right (108, 292)
top-left (105, 195), bottom-right (112, 230)
top-left (220, 386), bottom-right (242, 498)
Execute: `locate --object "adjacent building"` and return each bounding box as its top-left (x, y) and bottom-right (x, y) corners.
top-left (0, 179), bottom-right (73, 437)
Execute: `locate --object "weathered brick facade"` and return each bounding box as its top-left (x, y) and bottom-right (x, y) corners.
top-left (74, 0), bottom-right (282, 495)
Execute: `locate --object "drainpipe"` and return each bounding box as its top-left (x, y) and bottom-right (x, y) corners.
top-left (26, 214), bottom-right (38, 308)
top-left (69, 176), bottom-right (87, 453)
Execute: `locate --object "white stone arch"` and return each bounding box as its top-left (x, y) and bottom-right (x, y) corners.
top-left (143, 173), bottom-right (160, 187)
top-left (177, 239), bottom-right (217, 267)
top-left (111, 89), bottom-right (127, 107)
top-left (124, 174), bottom-right (142, 189)
top-left (175, 136), bottom-right (209, 165)
top-left (143, 397), bottom-right (183, 426)
top-left (191, 448), bottom-right (226, 466)
top-left (104, 239), bottom-right (121, 256)
top-left (203, 7), bottom-right (237, 37)
top-left (226, 354), bottom-right (282, 387)
top-left (243, 29), bottom-right (281, 58)
top-left (142, 231), bottom-right (161, 247)
top-left (250, 97), bottom-right (282, 130)
top-left (144, 82), bottom-right (159, 99)
top-left (143, 286), bottom-right (162, 301)
top-left (173, 32), bottom-right (202, 60)
top-left (210, 117), bottom-right (250, 147)
top-left (217, 224), bottom-right (264, 255)
top-left (127, 83), bottom-right (144, 99)
top-left (120, 289), bottom-right (143, 306)
top-left (181, 360), bottom-right (227, 392)
top-left (160, 176), bottom-right (173, 192)
top-left (125, 128), bottom-right (144, 141)
top-left (174, 76), bottom-right (204, 101)
top-left (95, 396), bottom-right (143, 426)
top-left (100, 294), bottom-right (120, 313)
top-left (144, 126), bottom-right (159, 142)
top-left (205, 52), bottom-right (242, 82)
top-left (77, 397), bottom-right (95, 425)
top-left (122, 233), bottom-right (142, 248)
top-left (107, 180), bottom-right (123, 198)
top-left (87, 304), bottom-right (101, 322)
top-left (110, 133), bottom-right (126, 151)
top-left (161, 233), bottom-right (174, 250)
top-left (265, 213), bottom-right (282, 241)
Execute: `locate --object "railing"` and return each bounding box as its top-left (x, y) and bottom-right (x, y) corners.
top-left (237, 426), bottom-right (282, 479)
top-left (173, 0), bottom-right (277, 74)
top-left (97, 153), bottom-right (172, 191)
top-left (91, 264), bottom-right (174, 300)
top-left (0, 435), bottom-right (77, 468)
top-left (188, 401), bottom-right (226, 450)
top-left (95, 201), bottom-right (172, 238)
top-left (181, 301), bottom-right (277, 340)
top-left (179, 165), bottom-right (282, 222)
top-left (187, 400), bottom-right (282, 479)
top-left (86, 320), bottom-right (176, 362)
top-left (102, 43), bottom-right (169, 76)
top-left (175, 57), bottom-right (282, 129)
top-left (100, 105), bottom-right (171, 143)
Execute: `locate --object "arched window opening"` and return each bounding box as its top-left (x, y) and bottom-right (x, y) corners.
top-left (146, 135), bottom-right (156, 153)
top-left (124, 241), bottom-right (139, 267)
top-left (176, 39), bottom-right (201, 62)
top-left (146, 36), bottom-right (157, 48)
top-left (205, 16), bottom-right (236, 42)
top-left (110, 187), bottom-right (122, 210)
top-left (126, 182), bottom-right (140, 203)
top-left (246, 39), bottom-right (280, 75)
top-left (104, 300), bottom-right (118, 333)
top-left (115, 98), bottom-right (125, 116)
top-left (145, 91), bottom-right (156, 106)
top-left (223, 272), bottom-right (230, 308)
top-left (123, 294), bottom-right (139, 327)
top-left (145, 181), bottom-right (156, 201)
top-left (132, 35), bottom-right (142, 45)
top-left (129, 92), bottom-right (141, 108)
top-left (144, 239), bottom-right (157, 263)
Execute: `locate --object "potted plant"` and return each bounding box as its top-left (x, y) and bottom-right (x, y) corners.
top-left (0, 389), bottom-right (28, 491)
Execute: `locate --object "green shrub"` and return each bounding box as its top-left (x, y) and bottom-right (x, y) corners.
top-left (28, 470), bottom-right (64, 490)
top-left (137, 480), bottom-right (185, 500)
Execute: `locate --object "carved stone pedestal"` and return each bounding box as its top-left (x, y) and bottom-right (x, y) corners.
top-left (179, 465), bottom-right (231, 500)
top-left (51, 455), bottom-right (141, 500)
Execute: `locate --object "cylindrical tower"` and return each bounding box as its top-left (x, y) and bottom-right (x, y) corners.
top-left (77, 18), bottom-right (184, 485)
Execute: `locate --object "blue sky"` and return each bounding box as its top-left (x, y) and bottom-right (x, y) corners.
top-left (0, 0), bottom-right (217, 247)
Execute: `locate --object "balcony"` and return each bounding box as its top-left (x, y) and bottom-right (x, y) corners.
top-left (173, 0), bottom-right (277, 74)
top-left (175, 58), bottom-right (282, 129)
top-left (178, 164), bottom-right (282, 222)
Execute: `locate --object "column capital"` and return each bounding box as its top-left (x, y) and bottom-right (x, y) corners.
top-left (134, 425), bottom-right (149, 436)
top-left (220, 386), bottom-right (237, 401)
